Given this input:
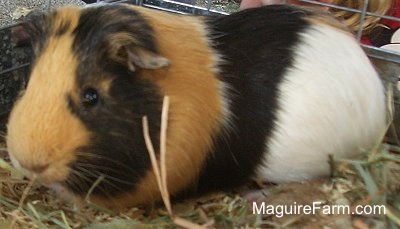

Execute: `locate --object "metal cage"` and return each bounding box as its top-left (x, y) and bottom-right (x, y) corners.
top-left (1, 0), bottom-right (399, 129)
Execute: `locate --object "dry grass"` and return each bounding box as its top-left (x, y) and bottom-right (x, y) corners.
top-left (0, 94), bottom-right (400, 228)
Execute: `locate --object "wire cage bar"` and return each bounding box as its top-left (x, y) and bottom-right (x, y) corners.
top-left (0, 0), bottom-right (399, 121)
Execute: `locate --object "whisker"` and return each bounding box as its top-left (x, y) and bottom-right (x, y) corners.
top-left (71, 160), bottom-right (157, 206)
top-left (75, 151), bottom-right (145, 178)
top-left (75, 167), bottom-right (134, 187)
top-left (68, 169), bottom-right (116, 201)
top-left (73, 162), bottom-right (140, 185)
top-left (75, 151), bottom-right (133, 168)
top-left (73, 166), bottom-right (129, 195)
top-left (63, 178), bottom-right (83, 195)
top-left (0, 131), bottom-right (8, 140)
top-left (73, 161), bottom-right (125, 173)
top-left (67, 170), bottom-right (93, 194)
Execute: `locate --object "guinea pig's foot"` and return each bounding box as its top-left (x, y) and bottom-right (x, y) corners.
top-left (239, 181), bottom-right (274, 206)
top-left (48, 184), bottom-right (82, 207)
top-left (241, 189), bottom-right (269, 207)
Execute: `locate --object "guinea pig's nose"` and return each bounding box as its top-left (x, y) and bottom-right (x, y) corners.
top-left (21, 163), bottom-right (50, 174)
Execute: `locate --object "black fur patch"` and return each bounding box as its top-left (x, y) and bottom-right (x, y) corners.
top-left (54, 19), bottom-right (72, 37)
top-left (65, 5), bottom-right (163, 197)
top-left (193, 5), bottom-right (312, 194)
top-left (72, 5), bottom-right (158, 61)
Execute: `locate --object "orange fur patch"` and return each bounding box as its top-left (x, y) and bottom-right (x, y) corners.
top-left (93, 6), bottom-right (224, 207)
top-left (7, 8), bottom-right (90, 184)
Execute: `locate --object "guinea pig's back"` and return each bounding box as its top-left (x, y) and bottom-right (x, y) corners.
top-left (195, 5), bottom-right (386, 191)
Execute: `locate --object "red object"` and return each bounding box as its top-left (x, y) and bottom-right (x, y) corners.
top-left (362, 0), bottom-right (400, 46)
top-left (361, 36), bottom-right (373, 45)
top-left (382, 0), bottom-right (400, 29)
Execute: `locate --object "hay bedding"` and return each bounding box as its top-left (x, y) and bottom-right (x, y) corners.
top-left (1, 151), bottom-right (399, 228)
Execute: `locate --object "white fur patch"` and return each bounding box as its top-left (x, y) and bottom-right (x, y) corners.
top-left (256, 24), bottom-right (387, 183)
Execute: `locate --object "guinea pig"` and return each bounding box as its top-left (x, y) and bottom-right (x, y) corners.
top-left (6, 3), bottom-right (387, 208)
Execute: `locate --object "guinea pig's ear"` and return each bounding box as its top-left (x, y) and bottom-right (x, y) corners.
top-left (11, 10), bottom-right (48, 49)
top-left (107, 33), bottom-right (170, 72)
top-left (11, 25), bottom-right (31, 47)
top-left (125, 46), bottom-right (170, 72)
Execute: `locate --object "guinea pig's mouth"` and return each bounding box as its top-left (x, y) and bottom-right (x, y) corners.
top-left (25, 166), bottom-right (72, 187)
top-left (8, 153), bottom-right (70, 186)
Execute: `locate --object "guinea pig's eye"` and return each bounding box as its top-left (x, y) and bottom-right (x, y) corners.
top-left (81, 88), bottom-right (99, 107)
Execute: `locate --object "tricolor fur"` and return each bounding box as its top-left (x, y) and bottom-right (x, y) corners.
top-left (7, 4), bottom-right (386, 208)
